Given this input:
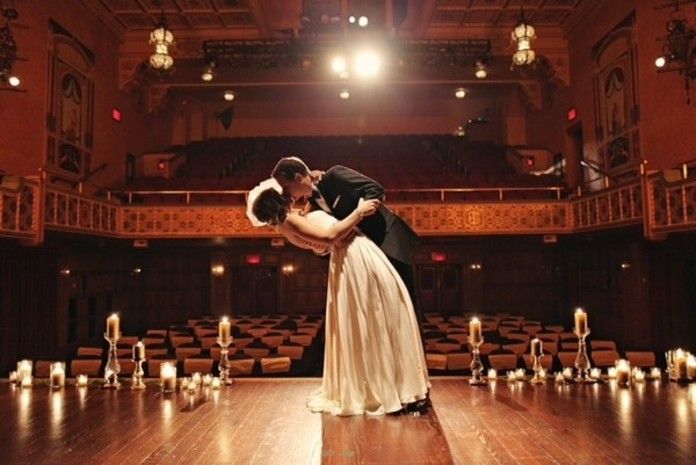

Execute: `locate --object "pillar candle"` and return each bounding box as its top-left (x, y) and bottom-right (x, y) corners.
top-left (574, 308), bottom-right (588, 335)
top-left (469, 317), bottom-right (482, 345)
top-left (50, 362), bottom-right (65, 388)
top-left (106, 314), bottom-right (120, 339)
top-left (132, 341), bottom-right (145, 361)
top-left (21, 376), bottom-right (32, 388)
top-left (76, 374), bottom-right (88, 387)
top-left (530, 338), bottom-right (542, 357)
top-left (160, 362), bottom-right (177, 392)
top-left (219, 317), bottom-right (231, 344)
top-left (616, 359), bottom-right (631, 386)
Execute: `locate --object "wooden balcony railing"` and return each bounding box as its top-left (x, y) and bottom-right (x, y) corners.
top-left (0, 171), bottom-right (694, 242)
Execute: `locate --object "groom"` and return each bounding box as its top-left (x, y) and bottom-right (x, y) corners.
top-left (271, 156), bottom-right (423, 326)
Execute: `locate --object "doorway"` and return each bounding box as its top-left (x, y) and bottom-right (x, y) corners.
top-left (416, 264), bottom-right (463, 319)
top-left (230, 266), bottom-right (278, 315)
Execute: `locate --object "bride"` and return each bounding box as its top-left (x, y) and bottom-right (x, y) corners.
top-left (247, 179), bottom-right (430, 416)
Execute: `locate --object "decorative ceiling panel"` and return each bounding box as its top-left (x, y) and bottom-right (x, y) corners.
top-left (139, 0), bottom-right (180, 12)
top-left (220, 12), bottom-right (256, 27)
top-left (186, 13), bottom-right (223, 28)
top-left (461, 9), bottom-right (500, 24)
top-left (115, 13), bottom-right (155, 29)
top-left (101, 0), bottom-right (143, 13)
top-left (174, 0), bottom-right (216, 12)
top-left (532, 8), bottom-right (569, 24)
top-left (431, 9), bottom-right (466, 26)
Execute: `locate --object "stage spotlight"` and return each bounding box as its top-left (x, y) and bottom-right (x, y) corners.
top-left (455, 87), bottom-right (466, 99)
top-left (358, 16), bottom-right (368, 27)
top-left (655, 56), bottom-right (666, 68)
top-left (354, 50), bottom-right (380, 78)
top-left (331, 56), bottom-right (347, 74)
top-left (223, 90), bottom-right (235, 101)
top-left (7, 75), bottom-right (20, 87)
top-left (339, 89), bottom-right (350, 99)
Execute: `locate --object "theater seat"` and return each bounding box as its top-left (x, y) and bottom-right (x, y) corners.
top-left (446, 351), bottom-right (472, 371)
top-left (229, 354), bottom-right (255, 376)
top-left (71, 357), bottom-right (102, 377)
top-left (488, 351), bottom-right (518, 370)
top-left (277, 342), bottom-right (304, 360)
top-left (77, 347), bottom-right (102, 357)
top-left (260, 356), bottom-right (292, 374)
top-left (522, 354), bottom-right (553, 370)
top-left (591, 350), bottom-right (620, 367)
top-left (425, 352), bottom-right (448, 371)
top-left (625, 351), bottom-right (656, 367)
top-left (557, 352), bottom-right (577, 368)
top-left (183, 357), bottom-right (214, 375)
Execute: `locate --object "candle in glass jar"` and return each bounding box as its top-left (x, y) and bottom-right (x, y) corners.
top-left (106, 313), bottom-right (120, 339)
top-left (590, 368), bottom-right (602, 379)
top-left (688, 354), bottom-right (696, 379)
top-left (17, 360), bottom-right (33, 383)
top-left (132, 341), bottom-right (145, 361)
top-left (632, 367), bottom-right (646, 382)
top-left (607, 367), bottom-right (618, 379)
top-left (515, 368), bottom-right (526, 380)
top-left (211, 377), bottom-right (221, 390)
top-left (530, 338), bottom-right (542, 357)
top-left (487, 369), bottom-right (497, 380)
top-left (650, 367), bottom-right (661, 380)
top-left (616, 359), bottom-right (631, 386)
top-left (507, 370), bottom-right (517, 382)
top-left (219, 317), bottom-right (231, 344)
top-left (76, 374), bottom-right (88, 387)
top-left (180, 377), bottom-right (190, 389)
top-left (187, 381), bottom-right (197, 393)
top-left (21, 376), bottom-right (32, 388)
top-left (555, 372), bottom-right (565, 384)
top-left (8, 371), bottom-right (17, 383)
top-left (574, 308), bottom-right (588, 335)
top-left (160, 362), bottom-right (176, 392)
top-left (539, 368), bottom-right (547, 379)
top-left (675, 349), bottom-right (688, 379)
top-left (50, 362), bottom-right (65, 388)
top-left (202, 374), bottom-right (212, 386)
top-left (469, 317), bottom-right (482, 345)
top-left (563, 367), bottom-right (573, 379)
top-left (192, 372), bottom-right (202, 385)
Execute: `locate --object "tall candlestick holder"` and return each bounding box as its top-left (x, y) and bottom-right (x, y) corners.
top-left (131, 357), bottom-right (146, 390)
top-left (468, 338), bottom-right (487, 385)
top-left (103, 332), bottom-right (121, 389)
top-left (217, 337), bottom-right (234, 386)
top-left (574, 330), bottom-right (596, 384)
top-left (530, 354), bottom-right (545, 384)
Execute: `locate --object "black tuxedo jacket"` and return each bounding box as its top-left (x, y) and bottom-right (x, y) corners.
top-left (308, 165), bottom-right (419, 265)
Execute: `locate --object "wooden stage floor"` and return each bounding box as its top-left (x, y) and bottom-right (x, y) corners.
top-left (1, 377), bottom-right (694, 465)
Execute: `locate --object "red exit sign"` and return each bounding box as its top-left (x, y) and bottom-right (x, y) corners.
top-left (112, 108), bottom-right (122, 122)
top-left (567, 107), bottom-right (577, 121)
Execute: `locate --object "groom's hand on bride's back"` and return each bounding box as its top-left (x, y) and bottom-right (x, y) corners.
top-left (357, 198), bottom-right (380, 218)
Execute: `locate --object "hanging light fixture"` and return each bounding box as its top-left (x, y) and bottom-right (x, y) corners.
top-left (148, 2), bottom-right (174, 71)
top-left (0, 0), bottom-right (21, 88)
top-left (474, 59), bottom-right (488, 79)
top-left (511, 9), bottom-right (536, 69)
top-left (201, 61), bottom-right (215, 81)
top-left (654, 1), bottom-right (696, 104)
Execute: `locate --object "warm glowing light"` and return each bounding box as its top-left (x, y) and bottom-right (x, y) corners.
top-left (655, 56), bottom-right (666, 68)
top-left (354, 50), bottom-right (380, 78)
top-left (339, 89), bottom-right (350, 100)
top-left (331, 56), bottom-right (347, 74)
top-left (211, 264), bottom-right (225, 277)
top-left (8, 75), bottom-right (20, 87)
top-left (474, 61), bottom-right (487, 79)
top-left (223, 90), bottom-right (235, 101)
top-left (201, 63), bottom-right (215, 82)
top-left (59, 268), bottom-right (71, 276)
top-left (282, 263), bottom-right (297, 274)
top-left (358, 16), bottom-right (369, 27)
top-left (455, 87), bottom-right (466, 99)
top-left (348, 15), bottom-right (356, 24)
top-left (149, 22), bottom-right (175, 71)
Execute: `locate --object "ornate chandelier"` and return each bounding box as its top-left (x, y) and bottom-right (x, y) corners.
top-left (654, 1), bottom-right (696, 104)
top-left (511, 10), bottom-right (536, 69)
top-left (0, 0), bottom-right (20, 87)
top-left (149, 6), bottom-right (174, 71)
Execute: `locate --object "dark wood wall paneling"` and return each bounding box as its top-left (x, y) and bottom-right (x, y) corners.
top-left (2, 230), bottom-right (695, 373)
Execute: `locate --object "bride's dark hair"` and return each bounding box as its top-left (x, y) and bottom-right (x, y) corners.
top-left (252, 188), bottom-right (291, 225)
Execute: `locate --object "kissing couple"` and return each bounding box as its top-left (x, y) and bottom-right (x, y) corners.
top-left (247, 156), bottom-right (430, 416)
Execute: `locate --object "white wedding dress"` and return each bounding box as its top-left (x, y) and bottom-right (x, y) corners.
top-left (302, 210), bottom-right (430, 416)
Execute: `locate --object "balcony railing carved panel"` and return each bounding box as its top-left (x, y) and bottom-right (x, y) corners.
top-left (0, 179), bottom-right (39, 240)
top-left (44, 186), bottom-right (118, 236)
top-left (646, 173), bottom-right (696, 235)
top-left (570, 181), bottom-right (643, 231)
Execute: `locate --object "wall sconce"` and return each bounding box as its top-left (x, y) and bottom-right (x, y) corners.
top-left (211, 264), bottom-right (225, 277)
top-left (131, 267), bottom-right (142, 275)
top-left (59, 268), bottom-right (71, 276)
top-left (281, 263), bottom-right (296, 275)
top-left (469, 263), bottom-right (482, 271)
top-left (619, 262), bottom-right (631, 271)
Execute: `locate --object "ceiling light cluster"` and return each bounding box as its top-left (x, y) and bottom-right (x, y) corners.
top-left (348, 15), bottom-right (369, 28)
top-left (148, 3), bottom-right (174, 71)
top-left (511, 10), bottom-right (536, 69)
top-left (331, 50), bottom-right (382, 80)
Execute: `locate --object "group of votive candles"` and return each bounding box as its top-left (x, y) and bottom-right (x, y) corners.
top-left (159, 362), bottom-right (221, 393)
top-left (484, 363), bottom-right (662, 386)
top-left (9, 360), bottom-right (90, 389)
top-left (666, 349), bottom-right (696, 382)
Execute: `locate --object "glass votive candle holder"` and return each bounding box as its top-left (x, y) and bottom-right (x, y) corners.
top-left (487, 369), bottom-right (497, 380)
top-left (650, 367), bottom-right (661, 380)
top-left (632, 368), bottom-right (646, 382)
top-left (515, 368), bottom-right (526, 381)
top-left (211, 377), bottom-right (221, 390)
top-left (76, 374), bottom-right (89, 387)
top-left (555, 372), bottom-right (565, 384)
top-left (507, 370), bottom-right (517, 382)
top-left (607, 367), bottom-right (618, 379)
top-left (590, 368), bottom-right (601, 379)
top-left (180, 377), bottom-right (190, 389)
top-left (202, 374), bottom-right (212, 386)
top-left (50, 362), bottom-right (66, 388)
top-left (17, 360), bottom-right (33, 383)
top-left (8, 371), bottom-right (17, 383)
top-left (615, 360), bottom-right (631, 386)
top-left (192, 372), bottom-right (202, 385)
top-left (563, 367), bottom-right (573, 380)
top-left (21, 376), bottom-right (33, 388)
top-left (187, 381), bottom-right (197, 394)
top-left (160, 362), bottom-right (177, 393)
top-left (538, 368), bottom-right (547, 380)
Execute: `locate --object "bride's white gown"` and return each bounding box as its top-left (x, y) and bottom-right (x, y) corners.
top-left (303, 210), bottom-right (430, 416)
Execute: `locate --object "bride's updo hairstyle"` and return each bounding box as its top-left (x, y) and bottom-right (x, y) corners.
top-left (252, 188), bottom-right (291, 225)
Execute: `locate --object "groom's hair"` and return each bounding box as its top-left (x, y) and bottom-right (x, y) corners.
top-left (271, 156), bottom-right (310, 182)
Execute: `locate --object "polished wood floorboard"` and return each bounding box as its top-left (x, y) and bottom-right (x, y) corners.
top-left (0, 378), bottom-right (694, 465)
